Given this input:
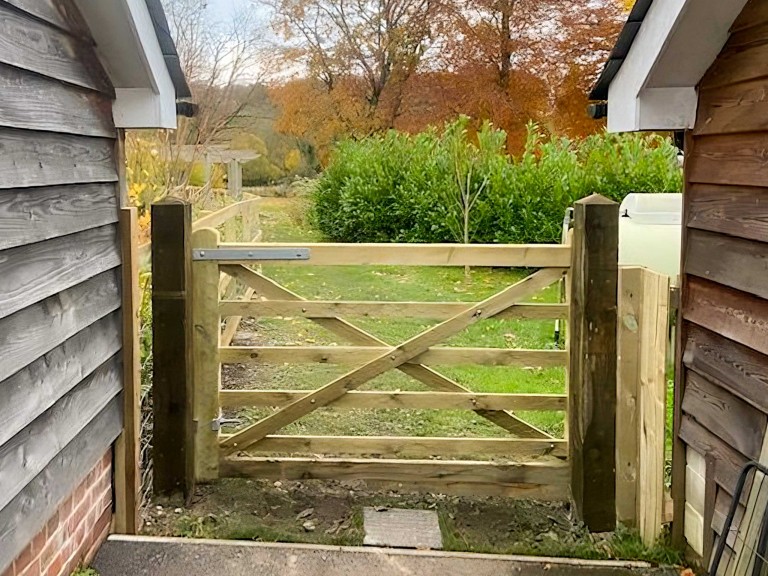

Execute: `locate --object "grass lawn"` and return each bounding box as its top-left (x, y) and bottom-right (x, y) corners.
top-left (224, 197), bottom-right (566, 444)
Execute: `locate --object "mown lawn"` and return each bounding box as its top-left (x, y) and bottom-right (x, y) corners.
top-left (225, 197), bottom-right (567, 442)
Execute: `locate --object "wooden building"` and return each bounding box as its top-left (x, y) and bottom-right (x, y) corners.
top-left (591, 0), bottom-right (768, 564)
top-left (0, 1), bottom-right (190, 574)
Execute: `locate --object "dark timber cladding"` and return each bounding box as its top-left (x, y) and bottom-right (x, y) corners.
top-left (672, 0), bottom-right (768, 557)
top-left (0, 0), bottom-right (122, 572)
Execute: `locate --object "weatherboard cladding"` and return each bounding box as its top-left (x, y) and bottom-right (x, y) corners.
top-left (676, 0), bottom-right (768, 562)
top-left (0, 0), bottom-right (124, 572)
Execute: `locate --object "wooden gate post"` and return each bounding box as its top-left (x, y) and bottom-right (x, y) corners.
top-left (151, 199), bottom-right (194, 497)
top-left (191, 227), bottom-right (222, 482)
top-left (569, 194), bottom-right (619, 531)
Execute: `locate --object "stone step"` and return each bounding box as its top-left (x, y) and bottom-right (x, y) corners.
top-left (92, 535), bottom-right (678, 576)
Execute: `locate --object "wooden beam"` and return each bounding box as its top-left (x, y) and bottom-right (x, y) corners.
top-left (220, 457), bottom-right (570, 501)
top-left (221, 345), bottom-right (567, 368)
top-left (191, 227), bottom-right (222, 482)
top-left (0, 4), bottom-right (113, 95)
top-left (218, 242), bottom-right (571, 268)
top-left (0, 64), bottom-right (115, 137)
top-left (220, 300), bottom-right (569, 321)
top-left (0, 313), bottom-right (121, 447)
top-left (151, 200), bottom-right (193, 497)
top-left (192, 198), bottom-right (261, 231)
top-left (0, 129), bottom-right (118, 190)
top-left (220, 265), bottom-right (553, 439)
top-left (0, 224), bottom-right (121, 320)
top-left (114, 207), bottom-right (141, 534)
top-left (568, 194), bottom-right (619, 532)
top-left (221, 268), bottom-right (566, 454)
top-left (0, 183), bottom-right (119, 251)
top-left (0, 356), bottom-right (121, 512)
top-left (0, 269), bottom-right (120, 383)
top-left (220, 390), bottom-right (567, 411)
top-left (222, 435), bottom-right (567, 459)
top-left (221, 287), bottom-right (255, 347)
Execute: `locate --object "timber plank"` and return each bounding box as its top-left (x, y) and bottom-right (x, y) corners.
top-left (696, 78), bottom-right (768, 136)
top-left (2, 0), bottom-right (83, 33)
top-left (687, 184), bottom-right (768, 243)
top-left (679, 415), bottom-right (751, 502)
top-left (688, 133), bottom-right (768, 188)
top-left (684, 277), bottom-right (768, 357)
top-left (0, 129), bottom-right (117, 189)
top-left (0, 269), bottom-right (121, 382)
top-left (0, 355), bottom-right (122, 511)
top-left (731, 0), bottom-right (768, 33)
top-left (220, 346), bottom-right (567, 368)
top-left (218, 242), bottom-right (571, 268)
top-left (219, 390), bottom-right (567, 411)
top-left (0, 224), bottom-right (121, 320)
top-left (0, 183), bottom-right (119, 250)
top-left (228, 435), bottom-right (567, 459)
top-left (0, 312), bottom-right (121, 447)
top-left (221, 300), bottom-right (569, 321)
top-left (191, 228), bottom-right (221, 482)
top-left (684, 324), bottom-right (768, 414)
top-left (220, 268), bottom-right (565, 453)
top-left (0, 63), bottom-right (114, 136)
top-left (568, 195), bottom-right (619, 531)
top-left (220, 264), bottom-right (553, 440)
top-left (0, 399), bottom-right (121, 574)
top-left (681, 370), bottom-right (766, 460)
top-left (115, 207), bottom-right (141, 534)
top-left (699, 41), bottom-right (768, 91)
top-left (0, 4), bottom-right (112, 94)
top-left (220, 457), bottom-right (570, 500)
top-left (685, 228), bottom-right (768, 300)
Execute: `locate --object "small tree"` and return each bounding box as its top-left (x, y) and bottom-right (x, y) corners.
top-left (441, 118), bottom-right (506, 279)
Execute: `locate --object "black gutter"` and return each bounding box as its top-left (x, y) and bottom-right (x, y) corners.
top-left (143, 0), bottom-right (197, 117)
top-left (588, 0), bottom-right (655, 111)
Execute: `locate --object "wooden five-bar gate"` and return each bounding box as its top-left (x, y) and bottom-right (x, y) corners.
top-left (152, 195), bottom-right (623, 531)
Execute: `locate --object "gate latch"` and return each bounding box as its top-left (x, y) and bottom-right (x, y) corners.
top-left (211, 416), bottom-right (242, 432)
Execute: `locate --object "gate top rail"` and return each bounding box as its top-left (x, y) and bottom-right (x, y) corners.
top-left (207, 241), bottom-right (571, 268)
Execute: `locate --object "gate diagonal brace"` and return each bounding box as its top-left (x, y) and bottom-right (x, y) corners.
top-left (220, 267), bottom-right (566, 455)
top-left (220, 265), bottom-right (555, 440)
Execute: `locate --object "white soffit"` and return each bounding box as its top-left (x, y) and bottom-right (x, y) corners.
top-left (607, 0), bottom-right (749, 132)
top-left (74, 0), bottom-right (178, 129)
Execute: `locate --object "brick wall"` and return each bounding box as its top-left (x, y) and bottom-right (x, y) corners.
top-left (2, 451), bottom-right (113, 576)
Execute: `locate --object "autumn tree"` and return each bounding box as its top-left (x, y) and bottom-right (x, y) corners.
top-left (268, 0), bottom-right (445, 150)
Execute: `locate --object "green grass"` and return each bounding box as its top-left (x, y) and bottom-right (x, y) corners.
top-left (226, 197), bottom-right (566, 443)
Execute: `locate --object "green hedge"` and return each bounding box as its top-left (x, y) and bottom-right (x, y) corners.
top-left (312, 119), bottom-right (682, 244)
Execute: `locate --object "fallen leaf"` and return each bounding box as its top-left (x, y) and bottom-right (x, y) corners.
top-left (296, 508), bottom-right (315, 520)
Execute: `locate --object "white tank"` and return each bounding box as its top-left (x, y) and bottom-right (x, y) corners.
top-left (618, 193), bottom-right (682, 283)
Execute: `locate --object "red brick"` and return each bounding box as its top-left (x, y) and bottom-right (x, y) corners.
top-left (17, 558), bottom-right (41, 576)
top-left (44, 550), bottom-right (65, 576)
top-left (68, 497), bottom-right (89, 536)
top-left (44, 512), bottom-right (59, 539)
top-left (39, 527), bottom-right (63, 569)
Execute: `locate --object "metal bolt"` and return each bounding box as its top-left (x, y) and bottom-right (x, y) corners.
top-left (199, 251), bottom-right (205, 257)
top-left (310, 399), bottom-right (316, 404)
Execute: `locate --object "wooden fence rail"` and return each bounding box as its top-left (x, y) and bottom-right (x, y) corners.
top-left (151, 194), bottom-right (637, 532)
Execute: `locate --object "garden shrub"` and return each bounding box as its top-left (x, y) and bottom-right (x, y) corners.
top-left (312, 119), bottom-right (682, 244)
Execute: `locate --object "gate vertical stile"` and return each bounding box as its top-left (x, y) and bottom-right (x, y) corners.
top-left (191, 227), bottom-right (222, 483)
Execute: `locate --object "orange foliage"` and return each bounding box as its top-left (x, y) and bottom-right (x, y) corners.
top-left (269, 0), bottom-right (625, 159)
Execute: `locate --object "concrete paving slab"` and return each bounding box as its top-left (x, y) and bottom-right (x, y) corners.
top-left (92, 536), bottom-right (679, 576)
top-left (363, 507), bottom-right (442, 549)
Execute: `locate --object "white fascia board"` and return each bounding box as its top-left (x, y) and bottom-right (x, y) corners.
top-left (606, 0), bottom-right (749, 132)
top-left (76, 0), bottom-right (178, 129)
top-left (607, 0), bottom-right (687, 132)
